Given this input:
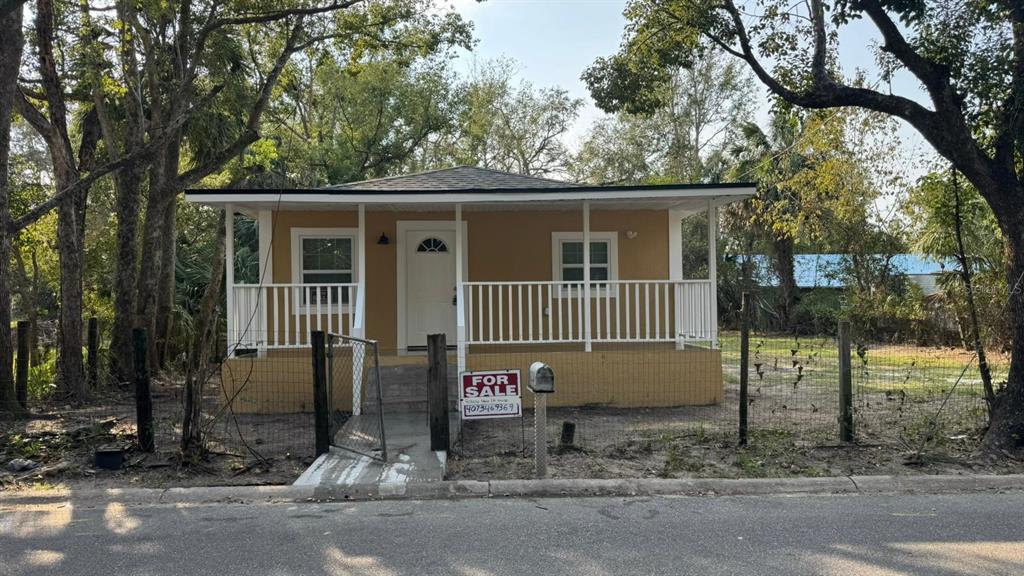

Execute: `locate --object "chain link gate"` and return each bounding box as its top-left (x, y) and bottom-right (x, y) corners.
top-left (327, 334), bottom-right (387, 461)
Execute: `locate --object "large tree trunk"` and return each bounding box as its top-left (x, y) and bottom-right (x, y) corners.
top-left (136, 137), bottom-right (179, 371)
top-left (55, 186), bottom-right (87, 399)
top-left (136, 187), bottom-right (173, 369)
top-left (155, 198), bottom-right (177, 369)
top-left (773, 235), bottom-right (797, 331)
top-left (983, 213), bottom-right (1024, 452)
top-left (109, 167), bottom-right (143, 385)
top-left (0, 4), bottom-right (24, 414)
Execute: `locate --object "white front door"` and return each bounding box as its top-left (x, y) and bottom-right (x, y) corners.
top-left (404, 227), bottom-right (457, 349)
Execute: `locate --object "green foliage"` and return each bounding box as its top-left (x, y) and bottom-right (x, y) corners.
top-left (11, 348), bottom-right (59, 402)
top-left (267, 56), bottom-right (461, 186)
top-left (5, 434), bottom-right (47, 460)
top-left (789, 289), bottom-right (843, 334)
top-left (586, 0), bottom-right (1017, 146)
top-left (434, 58), bottom-right (583, 177)
top-left (174, 202), bottom-right (228, 359)
top-left (573, 47), bottom-right (753, 185)
top-left (906, 171), bottom-right (1010, 348)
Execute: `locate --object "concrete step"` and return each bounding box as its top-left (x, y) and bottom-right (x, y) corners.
top-left (362, 363), bottom-right (461, 415)
top-left (368, 399), bottom-right (428, 413)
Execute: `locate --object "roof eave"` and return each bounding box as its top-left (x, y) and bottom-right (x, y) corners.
top-left (184, 183), bottom-right (756, 207)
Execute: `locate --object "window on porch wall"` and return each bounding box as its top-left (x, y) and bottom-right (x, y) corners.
top-left (300, 237), bottom-right (352, 305)
top-left (560, 241), bottom-right (610, 282)
top-left (552, 231), bottom-right (619, 288)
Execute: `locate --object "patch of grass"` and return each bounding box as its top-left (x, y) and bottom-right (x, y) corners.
top-left (720, 330), bottom-right (1003, 403)
top-left (661, 444), bottom-right (707, 477)
top-left (6, 434), bottom-right (48, 459)
top-left (721, 430), bottom-right (826, 478)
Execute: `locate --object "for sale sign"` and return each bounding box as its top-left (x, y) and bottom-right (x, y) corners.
top-left (459, 369), bottom-right (522, 420)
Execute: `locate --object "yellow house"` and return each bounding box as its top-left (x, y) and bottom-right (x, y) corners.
top-left (185, 167), bottom-right (754, 413)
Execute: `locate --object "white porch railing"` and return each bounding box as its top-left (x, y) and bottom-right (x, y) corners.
top-left (462, 280), bottom-right (715, 346)
top-left (230, 283), bottom-right (360, 350)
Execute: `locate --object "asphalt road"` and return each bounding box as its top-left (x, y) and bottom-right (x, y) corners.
top-left (2, 492), bottom-right (1023, 575)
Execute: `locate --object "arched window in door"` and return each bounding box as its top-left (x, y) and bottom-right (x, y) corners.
top-left (416, 237), bottom-right (449, 253)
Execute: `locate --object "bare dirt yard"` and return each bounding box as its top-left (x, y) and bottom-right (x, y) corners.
top-left (448, 405), bottom-right (1024, 480)
top-left (1, 376), bottom-right (314, 491)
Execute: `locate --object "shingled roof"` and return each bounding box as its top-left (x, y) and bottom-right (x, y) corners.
top-left (322, 166), bottom-right (578, 191)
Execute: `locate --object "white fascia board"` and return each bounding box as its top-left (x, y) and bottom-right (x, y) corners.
top-left (184, 185), bottom-right (755, 207)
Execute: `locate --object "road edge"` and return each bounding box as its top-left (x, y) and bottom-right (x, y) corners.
top-left (2, 474), bottom-right (1022, 506)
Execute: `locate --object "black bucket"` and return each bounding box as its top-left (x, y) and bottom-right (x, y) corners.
top-left (94, 444), bottom-right (125, 470)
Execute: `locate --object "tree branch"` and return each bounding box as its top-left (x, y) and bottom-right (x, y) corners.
top-left (856, 0), bottom-right (951, 94)
top-left (12, 92), bottom-right (53, 147)
top-left (174, 18), bottom-right (305, 189)
top-left (810, 0), bottom-right (829, 86)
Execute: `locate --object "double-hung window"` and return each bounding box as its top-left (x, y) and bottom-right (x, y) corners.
top-left (291, 228), bottom-right (357, 307)
top-left (552, 232), bottom-right (618, 293)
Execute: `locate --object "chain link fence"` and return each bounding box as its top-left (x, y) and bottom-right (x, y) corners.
top-left (327, 334), bottom-right (386, 461)
top-left (450, 299), bottom-right (1003, 480)
top-left (1, 328), bottom-right (318, 488)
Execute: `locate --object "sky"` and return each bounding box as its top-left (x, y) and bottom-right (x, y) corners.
top-left (444, 0), bottom-right (934, 172)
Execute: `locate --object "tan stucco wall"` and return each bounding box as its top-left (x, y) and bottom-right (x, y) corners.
top-left (219, 346), bottom-right (722, 413)
top-left (467, 347), bottom-right (722, 407)
top-left (220, 350), bottom-right (351, 414)
top-left (267, 208), bottom-right (670, 350)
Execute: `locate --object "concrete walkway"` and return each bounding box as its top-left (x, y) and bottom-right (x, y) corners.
top-left (293, 412), bottom-right (445, 496)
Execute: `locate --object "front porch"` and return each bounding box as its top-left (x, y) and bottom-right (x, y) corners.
top-left (222, 203), bottom-right (725, 363)
top-left (187, 166), bottom-right (754, 412)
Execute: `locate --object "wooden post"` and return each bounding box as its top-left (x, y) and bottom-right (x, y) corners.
top-left (534, 394), bottom-right (548, 478)
top-left (311, 330), bottom-right (330, 456)
top-left (87, 317), bottom-right (99, 389)
top-left (738, 291), bottom-right (750, 447)
top-left (838, 320), bottom-right (854, 442)
top-left (559, 421), bottom-right (576, 447)
top-left (133, 328), bottom-right (154, 452)
top-left (428, 333), bottom-right (450, 452)
top-left (16, 321), bottom-right (29, 410)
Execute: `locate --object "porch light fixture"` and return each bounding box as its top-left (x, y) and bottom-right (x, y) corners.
top-left (377, 232), bottom-right (390, 245)
top-left (626, 230), bottom-right (638, 239)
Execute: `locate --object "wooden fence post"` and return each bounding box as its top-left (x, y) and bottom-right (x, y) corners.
top-left (838, 320), bottom-right (854, 442)
top-left (15, 321), bottom-right (29, 410)
top-left (311, 330), bottom-right (330, 456)
top-left (428, 333), bottom-right (450, 452)
top-left (87, 317), bottom-right (99, 389)
top-left (133, 328), bottom-right (154, 452)
top-left (738, 291), bottom-right (750, 447)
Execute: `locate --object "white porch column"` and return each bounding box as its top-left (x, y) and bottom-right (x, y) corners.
top-left (707, 200), bottom-right (719, 348)
top-left (583, 200), bottom-right (592, 352)
top-left (257, 209), bottom-right (273, 355)
top-left (668, 209), bottom-right (684, 349)
top-left (455, 203), bottom-right (466, 376)
top-left (355, 203), bottom-right (366, 338)
top-left (352, 204), bottom-right (367, 416)
top-left (225, 204), bottom-right (235, 357)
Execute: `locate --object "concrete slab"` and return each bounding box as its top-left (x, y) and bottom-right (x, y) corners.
top-left (294, 412), bottom-right (445, 494)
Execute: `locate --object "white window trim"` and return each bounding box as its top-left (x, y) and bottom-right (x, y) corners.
top-left (551, 231), bottom-right (619, 297)
top-left (290, 227), bottom-right (360, 312)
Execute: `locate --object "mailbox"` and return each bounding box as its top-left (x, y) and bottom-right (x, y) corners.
top-left (528, 361), bottom-right (555, 393)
